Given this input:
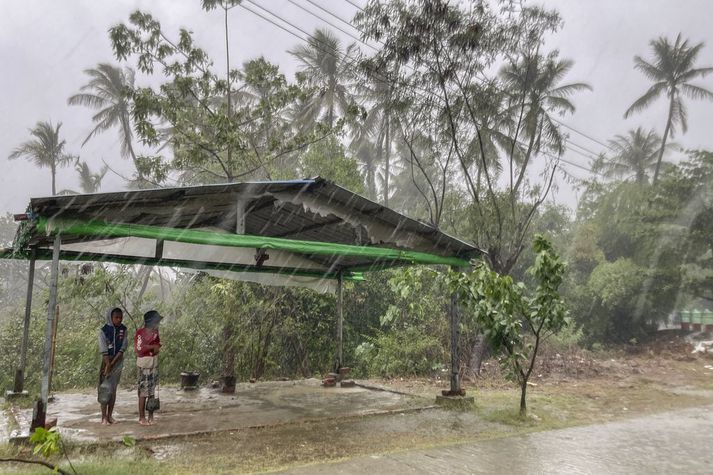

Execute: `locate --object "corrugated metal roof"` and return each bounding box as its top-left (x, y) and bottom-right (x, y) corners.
top-left (13, 178), bottom-right (480, 282)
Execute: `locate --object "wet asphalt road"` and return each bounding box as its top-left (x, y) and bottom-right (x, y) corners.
top-left (283, 404), bottom-right (713, 474)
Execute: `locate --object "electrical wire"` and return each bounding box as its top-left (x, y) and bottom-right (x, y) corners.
top-left (333, 0), bottom-right (613, 156)
top-left (242, 0), bottom-right (602, 177)
top-left (333, 1), bottom-right (610, 162)
top-left (286, 0), bottom-right (378, 51)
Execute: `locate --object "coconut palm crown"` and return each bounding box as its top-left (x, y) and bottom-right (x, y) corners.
top-left (624, 34), bottom-right (713, 184)
top-left (8, 121), bottom-right (76, 195)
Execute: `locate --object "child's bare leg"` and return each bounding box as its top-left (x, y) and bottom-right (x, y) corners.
top-left (101, 404), bottom-right (110, 425)
top-left (138, 396), bottom-right (148, 425)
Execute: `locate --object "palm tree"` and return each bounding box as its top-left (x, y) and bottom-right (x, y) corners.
top-left (57, 161), bottom-right (109, 195)
top-left (501, 53), bottom-right (592, 157)
top-left (500, 53), bottom-right (591, 194)
top-left (289, 28), bottom-right (357, 129)
top-left (624, 34), bottom-right (713, 184)
top-left (77, 161), bottom-right (109, 193)
top-left (355, 71), bottom-right (404, 206)
top-left (67, 63), bottom-right (138, 170)
top-left (593, 128), bottom-right (666, 184)
top-left (9, 121), bottom-right (75, 195)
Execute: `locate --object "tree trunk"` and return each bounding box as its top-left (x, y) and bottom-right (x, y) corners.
top-left (653, 94), bottom-right (675, 185)
top-left (51, 162), bottom-right (56, 195)
top-left (469, 333), bottom-right (490, 377)
top-left (222, 320), bottom-right (236, 381)
top-left (520, 379), bottom-right (528, 416)
top-left (384, 114), bottom-right (391, 207)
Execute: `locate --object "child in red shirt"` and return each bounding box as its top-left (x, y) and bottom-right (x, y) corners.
top-left (134, 310), bottom-right (163, 425)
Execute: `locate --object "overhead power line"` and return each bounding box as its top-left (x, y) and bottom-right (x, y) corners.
top-left (241, 0), bottom-right (601, 177)
top-left (343, 0), bottom-right (365, 12)
top-left (337, 0), bottom-right (612, 157)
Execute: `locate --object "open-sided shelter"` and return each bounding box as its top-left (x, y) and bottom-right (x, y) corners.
top-left (3, 178), bottom-right (480, 425)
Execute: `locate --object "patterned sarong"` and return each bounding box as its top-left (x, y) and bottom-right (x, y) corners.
top-left (138, 366), bottom-right (158, 398)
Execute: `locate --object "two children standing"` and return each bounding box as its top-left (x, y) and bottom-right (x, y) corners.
top-left (97, 308), bottom-right (163, 426)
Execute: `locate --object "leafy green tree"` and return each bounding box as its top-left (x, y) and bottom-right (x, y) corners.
top-left (355, 267), bottom-right (448, 377)
top-left (8, 121), bottom-right (76, 195)
top-left (355, 0), bottom-right (588, 275)
top-left (289, 28), bottom-right (357, 130)
top-left (592, 128), bottom-right (664, 184)
top-left (624, 34), bottom-right (713, 184)
top-left (567, 178), bottom-right (685, 343)
top-left (655, 150), bottom-right (713, 305)
top-left (449, 235), bottom-right (568, 416)
top-left (299, 136), bottom-right (364, 193)
top-left (583, 258), bottom-right (650, 342)
top-left (110, 11), bottom-right (312, 185)
top-left (67, 64), bottom-right (139, 175)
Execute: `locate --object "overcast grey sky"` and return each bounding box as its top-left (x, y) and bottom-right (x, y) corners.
top-left (2, 0), bottom-right (712, 216)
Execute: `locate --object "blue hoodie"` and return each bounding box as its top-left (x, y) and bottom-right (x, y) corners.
top-left (98, 308), bottom-right (128, 359)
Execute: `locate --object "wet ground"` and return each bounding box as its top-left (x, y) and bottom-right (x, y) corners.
top-left (5, 379), bottom-right (430, 443)
top-left (283, 404), bottom-right (713, 474)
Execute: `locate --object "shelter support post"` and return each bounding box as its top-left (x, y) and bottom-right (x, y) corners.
top-left (336, 272), bottom-right (344, 369)
top-left (11, 248), bottom-right (36, 395)
top-left (33, 234), bottom-right (60, 430)
top-left (236, 199), bottom-right (246, 234)
top-left (449, 290), bottom-right (462, 395)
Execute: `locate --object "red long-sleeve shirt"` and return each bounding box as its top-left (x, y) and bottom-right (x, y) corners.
top-left (134, 327), bottom-right (161, 357)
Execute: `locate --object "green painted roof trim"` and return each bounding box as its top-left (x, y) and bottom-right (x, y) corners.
top-left (35, 217), bottom-right (472, 268)
top-left (0, 248), bottom-right (365, 281)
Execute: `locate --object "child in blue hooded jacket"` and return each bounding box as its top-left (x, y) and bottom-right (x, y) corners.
top-left (98, 307), bottom-right (127, 425)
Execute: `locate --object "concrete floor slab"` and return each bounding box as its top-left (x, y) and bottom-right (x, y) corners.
top-left (7, 379), bottom-right (430, 443)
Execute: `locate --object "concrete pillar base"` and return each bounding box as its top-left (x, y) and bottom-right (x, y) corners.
top-left (5, 390), bottom-right (29, 400)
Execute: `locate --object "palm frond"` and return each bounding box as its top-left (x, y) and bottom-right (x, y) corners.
top-left (671, 97), bottom-right (688, 134)
top-left (680, 83), bottom-right (713, 101)
top-left (624, 82), bottom-right (666, 118)
top-left (633, 56), bottom-right (664, 82)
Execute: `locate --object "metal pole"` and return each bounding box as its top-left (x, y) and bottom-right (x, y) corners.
top-left (449, 288), bottom-right (461, 394)
top-left (40, 234), bottom-right (61, 406)
top-left (337, 272), bottom-right (343, 369)
top-left (13, 248), bottom-right (37, 393)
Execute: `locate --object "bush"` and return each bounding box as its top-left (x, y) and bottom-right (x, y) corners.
top-left (355, 326), bottom-right (445, 378)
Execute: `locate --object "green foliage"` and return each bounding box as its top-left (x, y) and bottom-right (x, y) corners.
top-left (298, 136), bottom-right (364, 193)
top-left (289, 28), bottom-right (358, 129)
top-left (122, 435), bottom-right (136, 447)
top-left (449, 235), bottom-right (568, 415)
top-left (591, 128), bottom-right (664, 184)
top-left (109, 10), bottom-right (313, 184)
top-left (588, 259), bottom-right (643, 310)
top-left (568, 177), bottom-right (686, 343)
top-left (355, 0), bottom-right (587, 276)
top-left (666, 150), bottom-right (713, 303)
top-left (353, 267), bottom-right (449, 378)
top-left (29, 427), bottom-right (61, 457)
top-left (356, 327), bottom-right (444, 377)
top-left (164, 275), bottom-right (340, 381)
